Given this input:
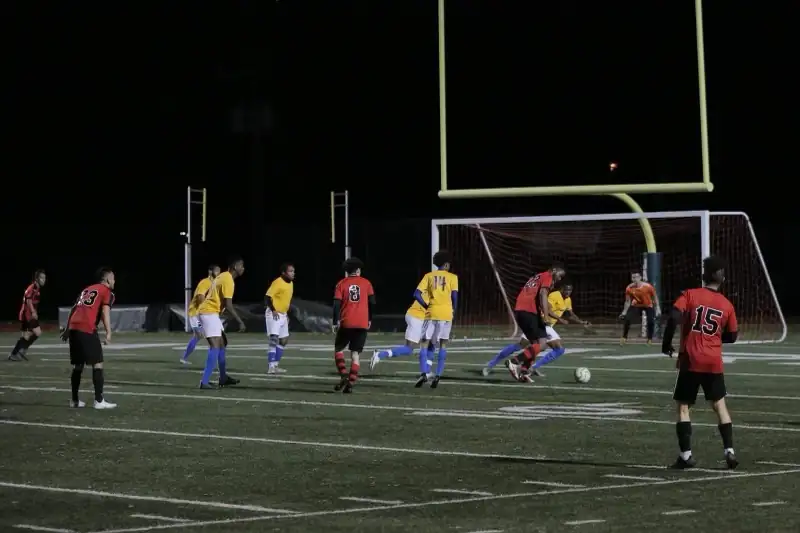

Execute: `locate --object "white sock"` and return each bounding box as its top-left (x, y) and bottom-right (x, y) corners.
top-left (724, 447), bottom-right (735, 455)
top-left (269, 361), bottom-right (277, 369)
top-left (680, 451), bottom-right (692, 461)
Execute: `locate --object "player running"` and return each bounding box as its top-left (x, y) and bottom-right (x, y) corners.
top-left (662, 255), bottom-right (739, 470)
top-left (619, 272), bottom-right (661, 344)
top-left (60, 268), bottom-right (117, 409)
top-left (332, 257), bottom-right (375, 393)
top-left (180, 264), bottom-right (221, 365)
top-left (197, 257), bottom-right (245, 389)
top-left (265, 263), bottom-right (295, 374)
top-left (490, 264), bottom-right (566, 383)
top-left (483, 282), bottom-right (589, 377)
top-left (9, 270), bottom-right (46, 361)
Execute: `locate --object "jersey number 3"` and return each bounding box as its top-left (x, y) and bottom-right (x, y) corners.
top-left (691, 305), bottom-right (723, 335)
top-left (78, 289), bottom-right (99, 307)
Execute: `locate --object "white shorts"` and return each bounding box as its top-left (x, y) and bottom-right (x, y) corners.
top-left (426, 320), bottom-right (452, 343)
top-left (265, 310), bottom-right (290, 339)
top-left (199, 313), bottom-right (224, 338)
top-left (404, 315), bottom-right (429, 344)
top-left (189, 315), bottom-right (202, 332)
top-left (521, 325), bottom-right (560, 342)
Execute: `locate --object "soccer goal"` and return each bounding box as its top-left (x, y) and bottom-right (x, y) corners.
top-left (432, 211), bottom-right (786, 344)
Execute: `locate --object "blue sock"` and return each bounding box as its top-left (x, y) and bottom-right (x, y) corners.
top-left (486, 344), bottom-right (520, 369)
top-left (435, 347), bottom-right (447, 376)
top-left (276, 345), bottom-right (284, 362)
top-left (381, 345), bottom-right (412, 359)
top-left (419, 347), bottom-right (430, 373)
top-left (218, 347), bottom-right (227, 380)
top-left (532, 347), bottom-right (566, 369)
top-left (201, 348), bottom-right (219, 385)
top-left (182, 336), bottom-right (199, 360)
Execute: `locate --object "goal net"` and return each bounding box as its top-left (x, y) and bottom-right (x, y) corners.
top-left (432, 211), bottom-right (786, 344)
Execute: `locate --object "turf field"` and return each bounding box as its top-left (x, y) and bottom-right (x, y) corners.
top-left (1, 331), bottom-right (799, 533)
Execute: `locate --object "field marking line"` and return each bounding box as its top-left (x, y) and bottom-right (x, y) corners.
top-left (431, 489), bottom-right (493, 496)
top-left (13, 526), bottom-right (76, 533)
top-left (129, 515), bottom-right (189, 523)
top-left (339, 497), bottom-right (404, 505)
top-left (522, 481), bottom-right (585, 488)
top-left (604, 474), bottom-right (663, 481)
top-left (564, 519), bottom-right (606, 525)
top-left (661, 510), bottom-right (697, 515)
top-left (0, 481), bottom-right (297, 514)
top-left (758, 461), bottom-right (800, 468)
top-left (751, 501), bottom-right (786, 507)
top-left (464, 530), bottom-right (504, 533)
top-left (626, 464), bottom-right (735, 475)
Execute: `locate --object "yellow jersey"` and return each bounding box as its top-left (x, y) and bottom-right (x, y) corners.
top-left (266, 276), bottom-right (293, 314)
top-left (197, 271), bottom-right (234, 314)
top-left (545, 290), bottom-right (572, 326)
top-left (417, 270), bottom-right (459, 321)
top-left (406, 287), bottom-right (430, 320)
top-left (188, 277), bottom-right (214, 317)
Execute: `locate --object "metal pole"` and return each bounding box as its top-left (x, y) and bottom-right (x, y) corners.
top-left (344, 190), bottom-right (351, 260)
top-left (184, 187), bottom-right (192, 333)
top-left (330, 191), bottom-right (336, 243)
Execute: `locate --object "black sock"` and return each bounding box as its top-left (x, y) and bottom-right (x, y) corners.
top-left (92, 368), bottom-right (104, 403)
top-left (718, 422), bottom-right (733, 449)
top-left (25, 334), bottom-right (39, 349)
top-left (71, 368), bottom-right (82, 402)
top-left (676, 421), bottom-right (692, 453)
top-left (622, 321), bottom-right (631, 338)
top-left (10, 338), bottom-right (25, 355)
top-left (646, 322), bottom-right (655, 340)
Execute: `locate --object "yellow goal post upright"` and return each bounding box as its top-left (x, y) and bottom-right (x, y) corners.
top-left (182, 187), bottom-right (208, 333)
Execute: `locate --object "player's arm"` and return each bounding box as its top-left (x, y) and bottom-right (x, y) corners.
top-left (25, 290), bottom-right (38, 320)
top-left (722, 307), bottom-right (739, 344)
top-left (414, 275), bottom-right (430, 309)
top-left (651, 285), bottom-right (661, 316)
top-left (101, 303), bottom-right (112, 343)
top-left (538, 287), bottom-right (550, 320)
top-left (264, 279), bottom-right (279, 313)
top-left (620, 288), bottom-right (632, 317)
top-left (221, 277), bottom-right (245, 331)
top-left (450, 275), bottom-right (458, 313)
top-left (661, 292), bottom-right (688, 356)
top-left (332, 281), bottom-right (344, 331)
top-left (60, 301), bottom-right (79, 341)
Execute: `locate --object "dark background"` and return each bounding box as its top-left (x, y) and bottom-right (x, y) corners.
top-left (4, 1), bottom-right (795, 320)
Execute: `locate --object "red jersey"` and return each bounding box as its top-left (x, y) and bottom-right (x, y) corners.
top-left (68, 283), bottom-right (115, 334)
top-left (674, 287), bottom-right (737, 374)
top-left (514, 271), bottom-right (554, 314)
top-left (334, 275), bottom-right (374, 329)
top-left (19, 283), bottom-right (41, 321)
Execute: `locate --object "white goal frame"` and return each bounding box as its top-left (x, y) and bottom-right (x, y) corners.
top-left (431, 210), bottom-right (787, 344)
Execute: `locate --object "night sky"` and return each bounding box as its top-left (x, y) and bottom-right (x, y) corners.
top-left (5, 1), bottom-right (797, 320)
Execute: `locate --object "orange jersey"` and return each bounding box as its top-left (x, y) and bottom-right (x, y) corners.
top-left (626, 282), bottom-right (656, 308)
top-left (334, 275), bottom-right (375, 329)
top-left (674, 287), bottom-right (737, 374)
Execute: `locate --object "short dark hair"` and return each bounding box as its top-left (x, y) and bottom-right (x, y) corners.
top-left (702, 255), bottom-right (726, 284)
top-left (228, 256), bottom-right (243, 268)
top-left (33, 269), bottom-right (45, 280)
top-left (433, 250), bottom-right (452, 268)
top-left (96, 267), bottom-right (113, 281)
top-left (280, 262), bottom-right (294, 274)
top-left (208, 264), bottom-right (219, 271)
top-left (550, 262), bottom-right (565, 271)
top-left (343, 257), bottom-right (364, 275)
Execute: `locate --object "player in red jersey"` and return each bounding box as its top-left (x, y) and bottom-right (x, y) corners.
top-left (9, 270), bottom-right (47, 361)
top-left (60, 268), bottom-right (117, 410)
top-left (662, 256), bottom-right (738, 469)
top-left (502, 264), bottom-right (566, 382)
top-left (332, 257), bottom-right (375, 393)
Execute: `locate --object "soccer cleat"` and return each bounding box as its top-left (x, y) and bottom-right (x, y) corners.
top-left (7, 353), bottom-right (22, 362)
top-left (369, 351), bottom-right (381, 370)
top-left (18, 350), bottom-right (29, 361)
top-left (94, 399), bottom-right (117, 410)
top-left (646, 339), bottom-right (653, 345)
top-left (531, 368), bottom-right (545, 377)
top-left (70, 400), bottom-right (86, 408)
top-left (219, 376), bottom-right (240, 388)
top-left (430, 376), bottom-right (440, 389)
top-left (505, 359), bottom-right (521, 381)
top-left (518, 371), bottom-right (534, 384)
top-left (342, 382), bottom-right (354, 394)
top-left (619, 337), bottom-right (627, 346)
top-left (481, 366), bottom-right (491, 377)
top-left (724, 451), bottom-right (739, 470)
top-left (198, 383), bottom-right (217, 390)
top-left (670, 455), bottom-right (696, 469)
top-left (267, 365), bottom-right (287, 375)
top-left (334, 376), bottom-right (348, 391)
top-left (414, 373), bottom-right (428, 388)
top-left (179, 358), bottom-right (192, 365)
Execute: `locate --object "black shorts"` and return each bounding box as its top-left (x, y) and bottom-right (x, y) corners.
top-left (334, 328), bottom-right (368, 353)
top-left (673, 367), bottom-right (726, 405)
top-left (625, 306), bottom-right (655, 323)
top-left (20, 319), bottom-right (40, 332)
top-left (69, 330), bottom-right (104, 366)
top-left (515, 310), bottom-right (547, 341)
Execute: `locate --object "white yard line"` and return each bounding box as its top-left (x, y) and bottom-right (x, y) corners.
top-left (464, 530), bottom-right (504, 533)
top-left (129, 516), bottom-right (189, 523)
top-left (13, 526), bottom-right (76, 533)
top-left (522, 481), bottom-right (585, 488)
top-left (431, 489), bottom-right (493, 496)
top-left (661, 510), bottom-right (697, 516)
top-left (752, 501), bottom-right (785, 507)
top-left (626, 464), bottom-right (735, 475)
top-left (757, 461), bottom-right (800, 468)
top-left (604, 474), bottom-right (663, 481)
top-left (564, 519), bottom-right (606, 526)
top-left (0, 482), bottom-right (296, 514)
top-left (339, 497), bottom-right (404, 505)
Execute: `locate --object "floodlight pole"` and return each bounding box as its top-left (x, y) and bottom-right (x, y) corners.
top-left (330, 191), bottom-right (351, 261)
top-left (183, 187), bottom-right (207, 332)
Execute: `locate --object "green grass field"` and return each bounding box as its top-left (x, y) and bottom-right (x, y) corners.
top-left (1, 331), bottom-right (799, 533)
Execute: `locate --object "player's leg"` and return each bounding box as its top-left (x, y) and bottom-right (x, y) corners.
top-left (645, 307), bottom-right (655, 343)
top-left (334, 328), bottom-right (352, 391)
top-left (9, 322), bottom-right (35, 361)
top-left (528, 327), bottom-right (566, 376)
top-left (342, 330), bottom-right (367, 393)
top-left (199, 314), bottom-right (223, 388)
top-left (671, 367), bottom-right (700, 468)
top-left (621, 308), bottom-right (637, 343)
top-left (415, 322), bottom-right (440, 387)
top-left (217, 330), bottom-right (238, 387)
top-left (181, 317), bottom-right (203, 364)
top-left (371, 314), bottom-right (419, 369)
top-left (68, 331), bottom-right (86, 408)
top-left (430, 323), bottom-right (451, 388)
top-left (18, 323), bottom-right (41, 360)
top-left (84, 332), bottom-right (116, 409)
top-left (703, 373), bottom-right (737, 468)
top-left (273, 314), bottom-right (290, 370)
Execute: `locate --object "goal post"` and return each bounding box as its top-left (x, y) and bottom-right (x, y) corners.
top-left (431, 210), bottom-right (786, 344)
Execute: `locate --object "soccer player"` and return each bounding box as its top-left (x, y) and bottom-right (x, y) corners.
top-left (482, 282), bottom-right (589, 377)
top-left (332, 257), bottom-right (375, 393)
top-left (265, 263), bottom-right (295, 374)
top-left (412, 251), bottom-right (458, 389)
top-left (60, 268), bottom-right (117, 409)
top-left (180, 264), bottom-right (221, 365)
top-left (491, 264), bottom-right (566, 383)
top-left (197, 257), bottom-right (246, 389)
top-left (9, 269), bottom-right (46, 361)
top-left (619, 272), bottom-right (661, 344)
top-left (662, 255), bottom-right (739, 470)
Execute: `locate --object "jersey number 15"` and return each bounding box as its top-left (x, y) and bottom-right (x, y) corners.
top-left (691, 305), bottom-right (723, 335)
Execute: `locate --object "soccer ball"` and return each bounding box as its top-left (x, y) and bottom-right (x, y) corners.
top-left (574, 367), bottom-right (591, 383)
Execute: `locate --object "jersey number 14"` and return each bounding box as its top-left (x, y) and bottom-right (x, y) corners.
top-left (432, 276), bottom-right (446, 290)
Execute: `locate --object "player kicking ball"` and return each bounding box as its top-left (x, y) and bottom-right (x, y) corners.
top-left (180, 265), bottom-right (220, 365)
top-left (662, 255), bottom-right (738, 469)
top-left (265, 263), bottom-right (295, 374)
top-left (332, 257), bottom-right (375, 393)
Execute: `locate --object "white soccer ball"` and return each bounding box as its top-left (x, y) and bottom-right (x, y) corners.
top-left (574, 367), bottom-right (591, 383)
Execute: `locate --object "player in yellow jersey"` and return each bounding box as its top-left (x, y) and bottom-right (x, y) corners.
top-left (265, 263), bottom-right (295, 374)
top-left (180, 264), bottom-right (221, 365)
top-left (198, 257), bottom-right (246, 389)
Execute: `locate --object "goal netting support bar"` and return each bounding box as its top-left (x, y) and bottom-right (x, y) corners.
top-left (432, 211), bottom-right (786, 344)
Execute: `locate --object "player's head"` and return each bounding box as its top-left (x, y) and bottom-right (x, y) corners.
top-left (550, 263), bottom-right (565, 282)
top-left (433, 250), bottom-right (452, 271)
top-left (702, 255), bottom-right (726, 286)
top-left (343, 257), bottom-right (364, 276)
top-left (96, 267), bottom-right (115, 290)
top-left (560, 283), bottom-right (573, 297)
top-left (280, 262), bottom-right (296, 281)
top-left (631, 272), bottom-right (643, 284)
top-left (33, 269), bottom-right (46, 287)
top-left (228, 257), bottom-right (245, 277)
top-left (208, 264), bottom-right (221, 279)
